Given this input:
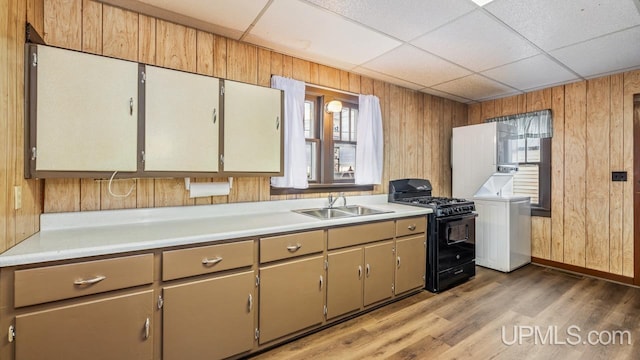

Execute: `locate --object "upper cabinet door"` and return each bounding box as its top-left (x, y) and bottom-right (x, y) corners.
top-left (144, 66), bottom-right (220, 172)
top-left (222, 80), bottom-right (283, 174)
top-left (34, 45), bottom-right (138, 172)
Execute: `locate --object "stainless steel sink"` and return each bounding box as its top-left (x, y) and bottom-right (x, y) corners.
top-left (293, 205), bottom-right (392, 220)
top-left (333, 205), bottom-right (391, 216)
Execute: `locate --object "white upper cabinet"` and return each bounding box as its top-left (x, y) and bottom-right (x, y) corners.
top-left (144, 66), bottom-right (220, 172)
top-left (222, 80), bottom-right (283, 174)
top-left (33, 45), bottom-right (138, 172)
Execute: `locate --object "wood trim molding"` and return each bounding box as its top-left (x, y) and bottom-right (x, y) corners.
top-left (532, 257), bottom-right (635, 285)
top-left (634, 94), bottom-right (640, 285)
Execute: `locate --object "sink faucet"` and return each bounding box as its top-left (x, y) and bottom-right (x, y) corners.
top-left (328, 192), bottom-right (347, 208)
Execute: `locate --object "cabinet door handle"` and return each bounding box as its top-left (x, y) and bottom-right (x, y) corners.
top-left (358, 265), bottom-right (362, 279)
top-left (144, 318), bottom-right (150, 340)
top-left (202, 256), bottom-right (223, 265)
top-left (73, 275), bottom-right (106, 286)
top-left (276, 116), bottom-right (280, 130)
top-left (366, 264), bottom-right (370, 277)
top-left (408, 224), bottom-right (416, 231)
top-left (286, 243), bottom-right (302, 252)
top-left (212, 108), bottom-right (217, 124)
top-left (397, 256), bottom-right (401, 268)
top-left (319, 275), bottom-right (323, 290)
top-left (129, 97), bottom-right (134, 116)
top-left (248, 293), bottom-right (253, 312)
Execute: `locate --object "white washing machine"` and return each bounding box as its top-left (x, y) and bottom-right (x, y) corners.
top-left (473, 174), bottom-right (531, 272)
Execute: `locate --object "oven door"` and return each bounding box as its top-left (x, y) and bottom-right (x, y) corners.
top-left (436, 213), bottom-right (477, 272)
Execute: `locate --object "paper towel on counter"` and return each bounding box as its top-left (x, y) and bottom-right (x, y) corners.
top-left (188, 182), bottom-right (230, 198)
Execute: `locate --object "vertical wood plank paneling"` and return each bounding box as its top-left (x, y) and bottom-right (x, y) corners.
top-left (27, 0), bottom-right (45, 37)
top-left (44, 0), bottom-right (81, 49)
top-left (292, 58), bottom-right (310, 82)
top-left (339, 70), bottom-right (350, 91)
top-left (585, 77), bottom-right (611, 272)
top-left (404, 90), bottom-right (418, 178)
top-left (156, 19), bottom-right (196, 72)
top-left (531, 217), bottom-right (551, 259)
top-left (422, 95), bottom-right (434, 185)
top-left (374, 80), bottom-right (387, 194)
top-left (441, 99), bottom-right (453, 196)
top-left (270, 51), bottom-right (283, 77)
top-left (563, 81), bottom-right (587, 267)
top-left (388, 85), bottom-right (403, 181)
top-left (1, 0), bottom-right (11, 246)
top-left (622, 70), bottom-right (640, 277)
top-left (550, 86), bottom-right (565, 263)
top-left (467, 103), bottom-right (481, 125)
top-left (102, 5), bottom-right (139, 62)
top-left (213, 35), bottom-right (227, 78)
top-left (416, 94), bottom-right (425, 180)
top-left (481, 100), bottom-right (496, 121)
top-left (81, 0), bottom-right (102, 54)
top-left (318, 65), bottom-right (340, 88)
top-left (430, 97), bottom-right (443, 195)
top-left (527, 88), bottom-right (553, 111)
top-left (282, 55), bottom-right (293, 78)
top-left (609, 74), bottom-right (624, 275)
top-left (348, 73), bottom-right (361, 93)
top-left (138, 14), bottom-right (155, 65)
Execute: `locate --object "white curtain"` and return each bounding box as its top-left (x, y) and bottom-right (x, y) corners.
top-left (486, 109), bottom-right (553, 139)
top-left (270, 76), bottom-right (308, 189)
top-left (355, 94), bottom-right (383, 185)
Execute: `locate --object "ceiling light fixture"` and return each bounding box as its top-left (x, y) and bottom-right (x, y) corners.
top-left (325, 100), bottom-right (343, 113)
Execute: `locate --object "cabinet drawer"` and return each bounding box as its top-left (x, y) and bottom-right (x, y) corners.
top-left (328, 221), bottom-right (395, 250)
top-left (163, 241), bottom-right (253, 281)
top-left (14, 254), bottom-right (154, 307)
top-left (396, 216), bottom-right (426, 237)
top-left (260, 230), bottom-right (324, 263)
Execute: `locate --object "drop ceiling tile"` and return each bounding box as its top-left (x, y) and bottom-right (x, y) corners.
top-left (361, 44), bottom-right (472, 87)
top-left (304, 0), bottom-right (476, 41)
top-left (138, 0), bottom-right (268, 38)
top-left (412, 10), bottom-right (539, 72)
top-left (482, 54), bottom-right (578, 91)
top-left (485, 0), bottom-right (640, 51)
top-left (551, 26), bottom-right (640, 78)
top-left (419, 88), bottom-right (472, 103)
top-left (432, 74), bottom-right (517, 101)
top-left (245, 0), bottom-right (401, 69)
top-left (352, 67), bottom-right (424, 90)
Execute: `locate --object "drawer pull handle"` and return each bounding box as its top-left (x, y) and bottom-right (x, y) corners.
top-left (358, 265), bottom-right (362, 279)
top-left (397, 256), bottom-right (401, 267)
top-left (319, 275), bottom-right (323, 290)
top-left (202, 257), bottom-right (223, 265)
top-left (144, 318), bottom-right (150, 339)
top-left (366, 264), bottom-right (371, 277)
top-left (408, 224), bottom-right (416, 231)
top-left (73, 275), bottom-right (106, 286)
top-left (248, 293), bottom-right (253, 312)
top-left (287, 243), bottom-right (302, 252)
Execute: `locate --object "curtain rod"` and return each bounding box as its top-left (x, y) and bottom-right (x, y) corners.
top-left (270, 74), bottom-right (359, 97)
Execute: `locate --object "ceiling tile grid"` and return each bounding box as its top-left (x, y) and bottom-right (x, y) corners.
top-left (102, 0), bottom-right (640, 103)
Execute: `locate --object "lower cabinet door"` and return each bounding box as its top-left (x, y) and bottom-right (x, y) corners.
top-left (15, 290), bottom-right (154, 360)
top-left (326, 248), bottom-right (363, 319)
top-left (162, 271), bottom-right (255, 360)
top-left (395, 235), bottom-right (426, 294)
top-left (259, 256), bottom-right (324, 344)
top-left (363, 240), bottom-right (395, 306)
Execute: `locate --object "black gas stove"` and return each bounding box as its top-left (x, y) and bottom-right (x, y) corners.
top-left (388, 179), bottom-right (476, 293)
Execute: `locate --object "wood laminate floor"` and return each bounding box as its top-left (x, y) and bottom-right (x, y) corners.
top-left (250, 264), bottom-right (640, 359)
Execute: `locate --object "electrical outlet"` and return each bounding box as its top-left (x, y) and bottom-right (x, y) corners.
top-left (612, 171), bottom-right (627, 182)
top-left (14, 186), bottom-right (22, 210)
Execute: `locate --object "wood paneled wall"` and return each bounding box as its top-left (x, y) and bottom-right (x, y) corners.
top-left (0, 0), bottom-right (44, 254)
top-left (469, 72), bottom-right (640, 278)
top-left (0, 0), bottom-right (463, 253)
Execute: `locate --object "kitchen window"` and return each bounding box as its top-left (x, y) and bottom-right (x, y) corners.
top-left (273, 86), bottom-right (372, 195)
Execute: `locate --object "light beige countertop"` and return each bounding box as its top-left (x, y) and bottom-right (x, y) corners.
top-left (0, 195), bottom-right (430, 267)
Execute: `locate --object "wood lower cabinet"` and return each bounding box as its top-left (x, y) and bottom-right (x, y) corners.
top-left (14, 290), bottom-right (154, 360)
top-left (162, 271), bottom-right (255, 360)
top-left (395, 235), bottom-right (427, 294)
top-left (326, 240), bottom-right (395, 319)
top-left (259, 255), bottom-right (324, 344)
